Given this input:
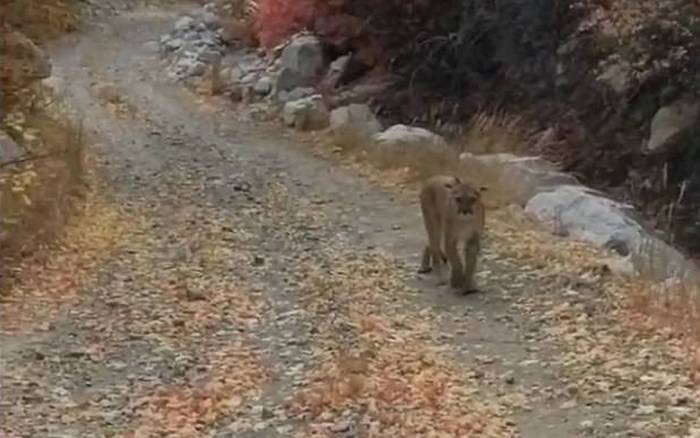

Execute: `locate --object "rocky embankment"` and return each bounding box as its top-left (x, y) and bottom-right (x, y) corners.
top-left (145, 2), bottom-right (700, 284)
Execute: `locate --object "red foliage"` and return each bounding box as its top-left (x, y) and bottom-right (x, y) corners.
top-left (253, 0), bottom-right (318, 49)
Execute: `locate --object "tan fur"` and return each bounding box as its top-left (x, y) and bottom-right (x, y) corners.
top-left (418, 175), bottom-right (485, 294)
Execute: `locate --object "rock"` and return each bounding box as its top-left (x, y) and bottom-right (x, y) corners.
top-left (276, 35), bottom-right (326, 92)
top-left (253, 76), bottom-right (273, 95)
top-left (524, 184), bottom-right (695, 280)
top-left (163, 38), bottom-right (184, 52)
top-left (195, 47), bottom-right (221, 64)
top-left (645, 99), bottom-right (700, 154)
top-left (330, 104), bottom-right (382, 148)
top-left (277, 86), bottom-right (315, 103)
top-left (0, 130), bottom-right (22, 163)
top-left (201, 12), bottom-right (219, 29)
top-left (459, 152), bottom-right (579, 205)
top-left (174, 16), bottom-right (196, 32)
top-left (282, 95), bottom-right (330, 131)
top-left (319, 54), bottom-right (352, 91)
top-left (168, 54), bottom-right (207, 79)
top-left (372, 124), bottom-right (448, 155)
top-left (525, 185), bottom-right (643, 251)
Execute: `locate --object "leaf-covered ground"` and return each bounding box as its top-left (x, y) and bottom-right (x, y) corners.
top-left (2, 6), bottom-right (700, 438)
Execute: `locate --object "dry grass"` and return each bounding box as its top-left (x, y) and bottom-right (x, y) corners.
top-left (459, 111), bottom-right (537, 155)
top-left (0, 0), bottom-right (89, 290)
top-left (0, 110), bottom-right (88, 288)
top-left (315, 110), bottom-right (556, 210)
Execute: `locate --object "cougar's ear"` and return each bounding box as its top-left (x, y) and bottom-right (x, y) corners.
top-left (454, 176), bottom-right (462, 184)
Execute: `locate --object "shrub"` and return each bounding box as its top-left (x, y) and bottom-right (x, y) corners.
top-left (253, 0), bottom-right (317, 49)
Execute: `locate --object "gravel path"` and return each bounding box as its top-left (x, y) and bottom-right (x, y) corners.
top-left (2, 5), bottom-right (700, 438)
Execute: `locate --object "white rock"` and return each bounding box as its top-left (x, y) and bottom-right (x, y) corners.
top-left (174, 16), bottom-right (196, 32)
top-left (525, 185), bottom-right (642, 251)
top-left (253, 76), bottom-right (273, 95)
top-left (372, 124), bottom-right (448, 154)
top-left (524, 184), bottom-right (695, 280)
top-left (330, 104), bottom-right (382, 148)
top-left (282, 95), bottom-right (330, 131)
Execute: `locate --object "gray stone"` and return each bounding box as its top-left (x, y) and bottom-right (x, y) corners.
top-left (0, 130), bottom-right (21, 163)
top-left (196, 48), bottom-right (221, 64)
top-left (524, 184), bottom-right (695, 280)
top-left (319, 54), bottom-right (352, 90)
top-left (330, 104), bottom-right (382, 148)
top-left (525, 185), bottom-right (642, 250)
top-left (175, 16), bottom-right (196, 32)
top-left (163, 38), bottom-right (184, 52)
top-left (372, 124), bottom-right (448, 154)
top-left (282, 95), bottom-right (330, 131)
top-left (276, 35), bottom-right (326, 92)
top-left (645, 99), bottom-right (700, 154)
top-left (202, 12), bottom-right (219, 29)
top-left (168, 54), bottom-right (207, 79)
top-left (253, 76), bottom-right (274, 95)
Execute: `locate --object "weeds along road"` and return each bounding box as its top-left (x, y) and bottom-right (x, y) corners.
top-left (2, 5), bottom-right (700, 438)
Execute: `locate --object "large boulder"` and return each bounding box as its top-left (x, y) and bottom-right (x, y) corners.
top-left (524, 184), bottom-right (693, 280)
top-left (330, 104), bottom-right (382, 148)
top-left (459, 152), bottom-right (579, 205)
top-left (275, 35), bottom-right (326, 92)
top-left (525, 185), bottom-right (642, 252)
top-left (645, 99), bottom-right (700, 154)
top-left (282, 95), bottom-right (330, 131)
top-left (0, 130), bottom-right (22, 163)
top-left (372, 124), bottom-right (449, 154)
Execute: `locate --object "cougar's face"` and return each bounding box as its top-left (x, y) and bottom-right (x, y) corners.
top-left (451, 186), bottom-right (480, 216)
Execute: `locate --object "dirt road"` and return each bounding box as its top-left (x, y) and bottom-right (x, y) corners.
top-left (2, 5), bottom-right (699, 438)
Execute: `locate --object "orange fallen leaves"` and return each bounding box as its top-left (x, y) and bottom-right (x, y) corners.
top-left (290, 251), bottom-right (513, 437)
top-left (0, 197), bottom-right (131, 334)
top-left (127, 344), bottom-right (267, 438)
